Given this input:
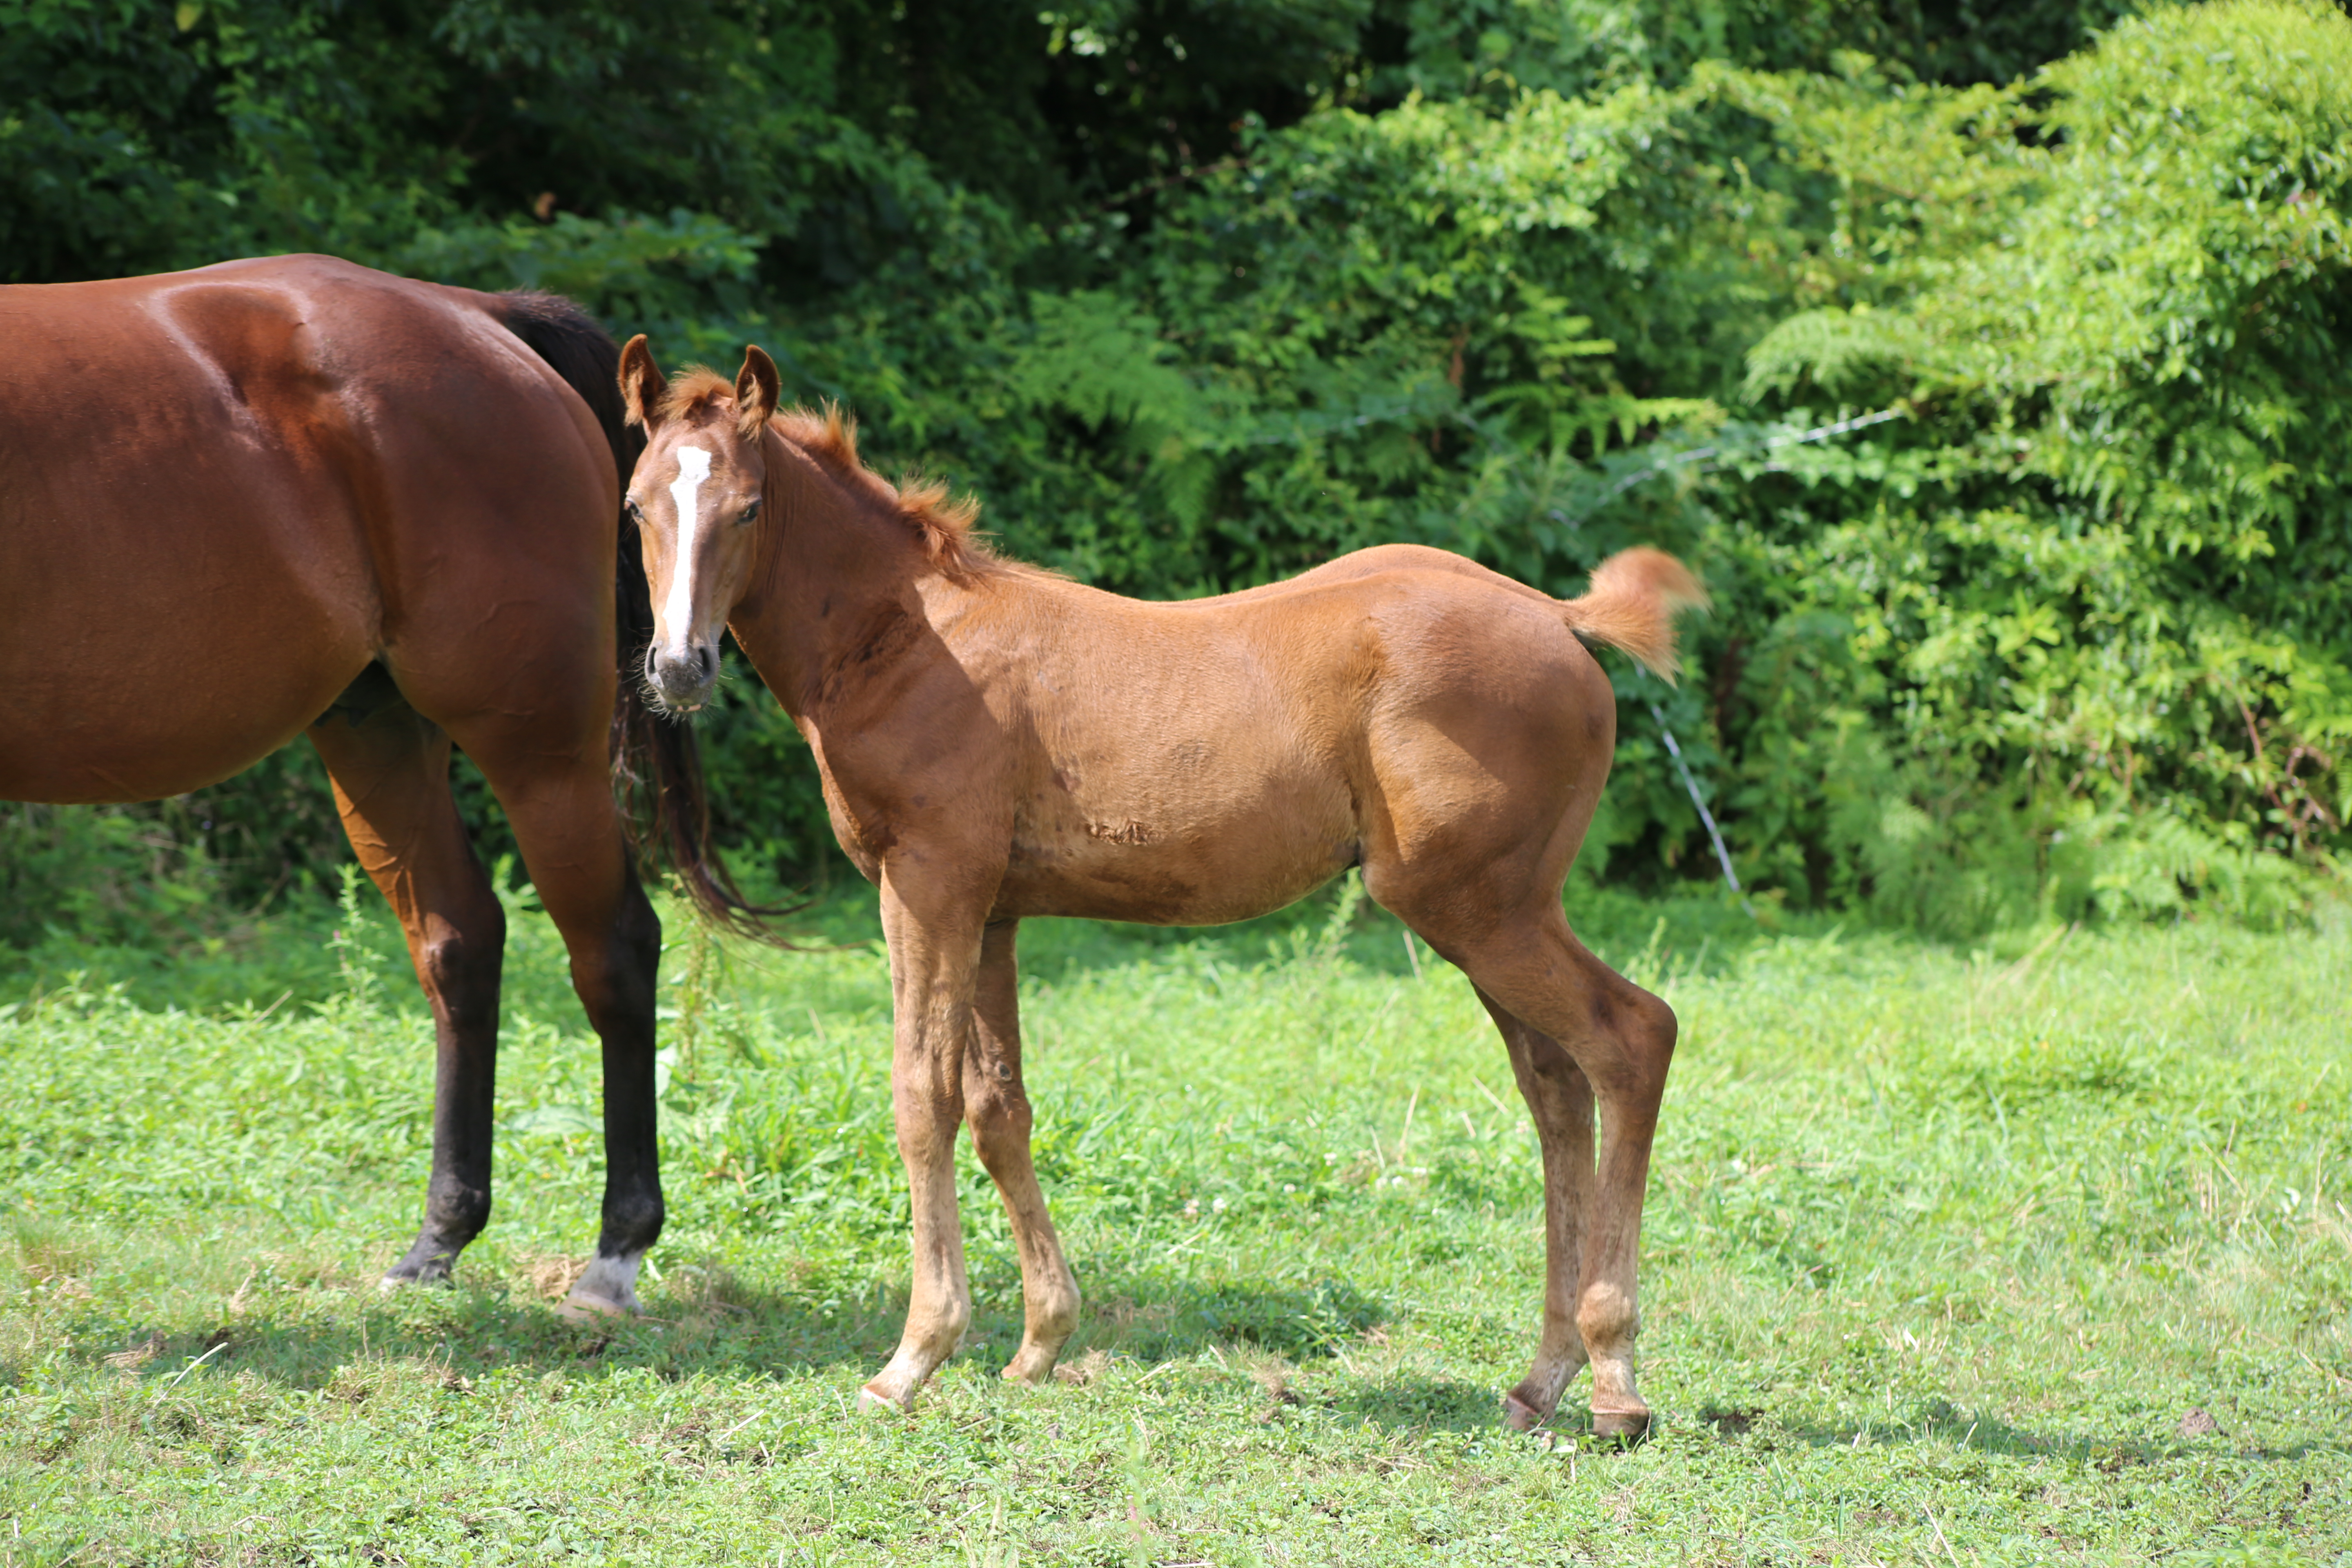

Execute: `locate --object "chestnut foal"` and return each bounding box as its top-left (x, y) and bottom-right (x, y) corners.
top-left (620, 341), bottom-right (1702, 1436)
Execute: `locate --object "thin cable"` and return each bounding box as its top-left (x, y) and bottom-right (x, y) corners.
top-left (1648, 701), bottom-right (1754, 916)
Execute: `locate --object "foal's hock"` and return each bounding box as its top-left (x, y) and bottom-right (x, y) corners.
top-left (619, 339), bottom-right (1703, 1435)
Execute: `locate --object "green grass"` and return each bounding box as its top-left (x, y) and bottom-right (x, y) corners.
top-left (2, 880), bottom-right (2347, 1565)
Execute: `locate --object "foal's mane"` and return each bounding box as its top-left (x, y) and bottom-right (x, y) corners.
top-left (659, 368), bottom-right (999, 579)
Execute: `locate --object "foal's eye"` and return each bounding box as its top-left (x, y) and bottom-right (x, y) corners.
top-left (624, 496), bottom-right (645, 522)
top-left (738, 497), bottom-right (762, 526)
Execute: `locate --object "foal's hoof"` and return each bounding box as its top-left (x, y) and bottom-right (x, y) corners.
top-left (1591, 1406), bottom-right (1653, 1443)
top-left (1502, 1391), bottom-right (1551, 1432)
top-left (1000, 1346), bottom-right (1062, 1387)
top-left (855, 1380), bottom-right (915, 1416)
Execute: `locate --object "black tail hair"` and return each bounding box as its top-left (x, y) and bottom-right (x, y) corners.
top-left (492, 291), bottom-right (777, 938)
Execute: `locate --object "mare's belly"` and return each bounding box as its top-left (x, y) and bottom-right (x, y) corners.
top-left (0, 509), bottom-right (369, 802)
top-left (0, 643), bottom-right (366, 803)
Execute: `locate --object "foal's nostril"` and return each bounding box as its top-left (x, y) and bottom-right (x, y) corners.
top-left (646, 641), bottom-right (719, 710)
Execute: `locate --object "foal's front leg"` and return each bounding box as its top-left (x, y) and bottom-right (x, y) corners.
top-left (858, 879), bottom-right (988, 1413)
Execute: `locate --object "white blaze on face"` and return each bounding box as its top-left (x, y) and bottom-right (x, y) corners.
top-left (664, 445), bottom-right (714, 648)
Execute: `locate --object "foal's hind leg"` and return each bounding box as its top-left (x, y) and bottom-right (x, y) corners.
top-left (1456, 911), bottom-right (1675, 1437)
top-left (964, 919), bottom-right (1081, 1385)
top-left (1473, 986), bottom-right (1597, 1429)
top-left (309, 703), bottom-right (507, 1287)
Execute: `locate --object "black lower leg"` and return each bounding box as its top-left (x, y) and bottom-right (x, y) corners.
top-left (386, 928), bottom-right (504, 1282)
top-left (592, 882), bottom-right (665, 1263)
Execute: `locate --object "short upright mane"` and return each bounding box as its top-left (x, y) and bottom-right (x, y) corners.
top-left (772, 404), bottom-right (993, 576)
top-left (662, 369), bottom-right (994, 577)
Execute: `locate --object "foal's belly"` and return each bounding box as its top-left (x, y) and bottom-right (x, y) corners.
top-left (994, 755), bottom-right (1359, 927)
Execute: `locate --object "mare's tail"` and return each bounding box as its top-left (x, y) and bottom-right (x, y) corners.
top-left (492, 291), bottom-right (775, 938)
top-left (1559, 547), bottom-right (1708, 685)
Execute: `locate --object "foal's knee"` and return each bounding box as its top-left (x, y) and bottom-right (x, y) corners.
top-left (1630, 986), bottom-right (1677, 1061)
top-left (965, 1074), bottom-right (1036, 1169)
top-left (1598, 984), bottom-right (1677, 1105)
top-left (1575, 1278), bottom-right (1640, 1356)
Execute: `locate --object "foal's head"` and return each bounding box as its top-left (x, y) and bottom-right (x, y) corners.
top-left (617, 337), bottom-right (779, 713)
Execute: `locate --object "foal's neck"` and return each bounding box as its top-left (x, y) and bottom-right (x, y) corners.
top-left (735, 428), bottom-right (956, 724)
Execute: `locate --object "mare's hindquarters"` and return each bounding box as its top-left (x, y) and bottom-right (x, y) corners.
top-left (0, 272), bottom-right (382, 801)
top-left (0, 256), bottom-right (668, 1305)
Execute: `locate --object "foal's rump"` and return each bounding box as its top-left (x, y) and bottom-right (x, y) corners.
top-left (0, 256), bottom-right (617, 802)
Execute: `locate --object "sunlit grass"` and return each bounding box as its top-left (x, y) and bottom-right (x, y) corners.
top-left (2, 885), bottom-right (2346, 1564)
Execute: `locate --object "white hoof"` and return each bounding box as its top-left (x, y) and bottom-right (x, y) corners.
top-left (558, 1252), bottom-right (644, 1320)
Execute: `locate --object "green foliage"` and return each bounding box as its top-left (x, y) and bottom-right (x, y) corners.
top-left (2, 0), bottom-right (2344, 937)
top-left (1705, 0), bottom-right (2352, 926)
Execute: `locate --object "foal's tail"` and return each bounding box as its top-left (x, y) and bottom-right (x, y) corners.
top-left (492, 291), bottom-right (776, 939)
top-left (1559, 547), bottom-right (1708, 686)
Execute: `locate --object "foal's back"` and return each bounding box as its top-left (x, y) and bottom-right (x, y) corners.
top-left (973, 555), bottom-right (1619, 928)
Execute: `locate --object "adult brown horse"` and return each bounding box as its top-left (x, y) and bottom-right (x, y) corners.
top-left (0, 256), bottom-right (747, 1318)
top-left (618, 340), bottom-right (1702, 1437)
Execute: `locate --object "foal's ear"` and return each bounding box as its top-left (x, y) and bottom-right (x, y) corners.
top-left (618, 334), bottom-right (668, 430)
top-left (735, 345), bottom-right (781, 440)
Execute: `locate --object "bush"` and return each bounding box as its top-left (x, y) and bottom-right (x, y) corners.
top-left (2, 0), bottom-right (2341, 942)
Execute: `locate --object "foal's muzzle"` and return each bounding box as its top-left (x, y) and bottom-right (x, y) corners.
top-left (646, 642), bottom-right (718, 713)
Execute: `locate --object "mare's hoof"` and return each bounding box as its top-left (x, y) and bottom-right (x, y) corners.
top-left (379, 1245), bottom-right (458, 1290)
top-left (1591, 1406), bottom-right (1653, 1443)
top-left (379, 1267), bottom-right (453, 1292)
top-left (557, 1254), bottom-right (644, 1322)
top-left (856, 1381), bottom-right (914, 1416)
top-left (555, 1291), bottom-right (637, 1324)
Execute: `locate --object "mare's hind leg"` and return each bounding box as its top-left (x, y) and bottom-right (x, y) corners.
top-left (1473, 986), bottom-right (1597, 1429)
top-left (449, 717), bottom-right (663, 1319)
top-left (308, 703), bottom-right (507, 1287)
top-left (964, 919), bottom-right (1081, 1384)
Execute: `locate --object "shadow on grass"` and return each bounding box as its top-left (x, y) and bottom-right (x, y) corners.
top-left (1071, 1270), bottom-right (1389, 1363)
top-left (1335, 1376), bottom-right (1501, 1432)
top-left (38, 1268), bottom-right (1396, 1397)
top-left (1773, 1398), bottom-right (2339, 1464)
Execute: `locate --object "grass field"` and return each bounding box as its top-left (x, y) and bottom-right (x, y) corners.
top-left (2, 879), bottom-right (2347, 1565)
